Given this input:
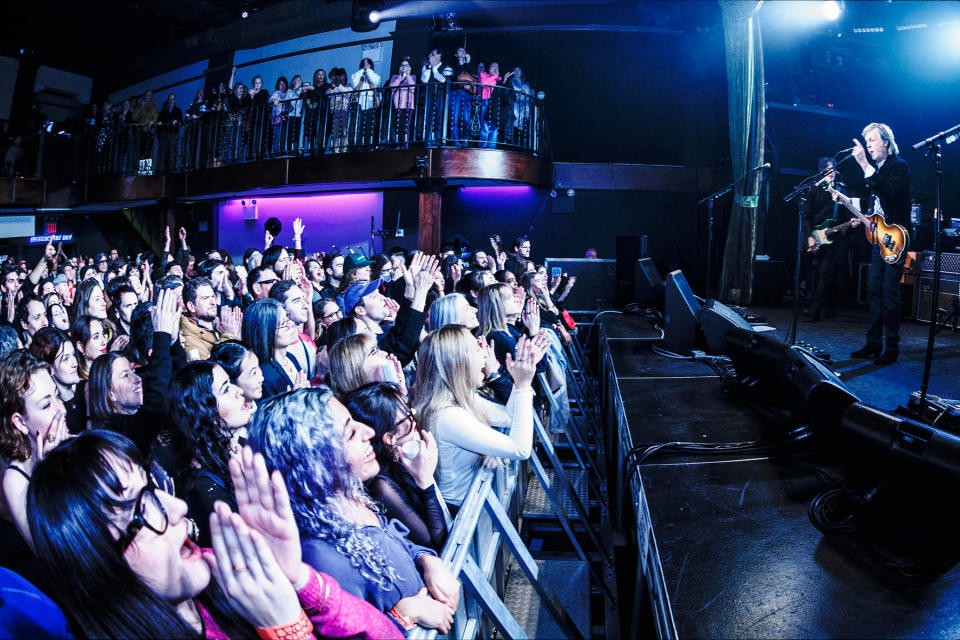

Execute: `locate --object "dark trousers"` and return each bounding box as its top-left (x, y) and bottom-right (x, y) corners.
top-left (866, 244), bottom-right (903, 348)
top-left (809, 238), bottom-right (846, 314)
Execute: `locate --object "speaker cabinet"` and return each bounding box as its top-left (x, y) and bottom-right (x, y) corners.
top-left (543, 258), bottom-right (616, 312)
top-left (916, 276), bottom-right (960, 324)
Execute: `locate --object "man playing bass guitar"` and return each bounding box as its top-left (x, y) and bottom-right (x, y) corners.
top-left (845, 122), bottom-right (911, 366)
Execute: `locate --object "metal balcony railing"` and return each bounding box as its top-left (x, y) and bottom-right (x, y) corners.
top-left (88, 82), bottom-right (547, 177)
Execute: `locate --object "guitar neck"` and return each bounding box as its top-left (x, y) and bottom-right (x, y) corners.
top-left (826, 186), bottom-right (869, 225)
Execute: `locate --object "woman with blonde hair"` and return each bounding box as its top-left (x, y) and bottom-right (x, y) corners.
top-left (412, 325), bottom-right (547, 507)
top-left (327, 333), bottom-right (405, 397)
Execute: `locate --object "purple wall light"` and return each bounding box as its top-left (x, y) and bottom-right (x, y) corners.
top-left (217, 193), bottom-right (384, 262)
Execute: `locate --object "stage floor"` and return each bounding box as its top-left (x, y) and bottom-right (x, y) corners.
top-left (597, 303), bottom-right (960, 639)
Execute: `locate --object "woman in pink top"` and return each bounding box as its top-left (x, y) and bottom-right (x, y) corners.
top-left (388, 57), bottom-right (417, 148)
top-left (478, 63), bottom-right (515, 148)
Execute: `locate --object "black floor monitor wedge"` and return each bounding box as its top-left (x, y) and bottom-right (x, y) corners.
top-left (662, 270), bottom-right (701, 355)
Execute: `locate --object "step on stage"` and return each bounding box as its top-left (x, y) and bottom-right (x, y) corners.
top-left (598, 310), bottom-right (960, 639)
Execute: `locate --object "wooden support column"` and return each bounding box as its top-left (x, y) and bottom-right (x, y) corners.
top-left (418, 187), bottom-right (442, 255)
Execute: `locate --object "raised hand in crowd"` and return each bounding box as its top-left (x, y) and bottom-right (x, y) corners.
top-left (521, 296), bottom-right (540, 335)
top-left (264, 227), bottom-right (274, 249)
top-left (399, 429), bottom-right (438, 491)
top-left (110, 334), bottom-right (130, 353)
top-left (220, 305), bottom-right (243, 338)
top-left (292, 217), bottom-right (305, 252)
top-left (229, 447), bottom-right (305, 586)
top-left (481, 337), bottom-right (500, 378)
top-left (204, 502), bottom-right (303, 629)
top-left (505, 332), bottom-right (547, 390)
top-left (178, 226), bottom-right (188, 249)
top-left (163, 225), bottom-right (172, 253)
top-left (153, 286), bottom-right (181, 338)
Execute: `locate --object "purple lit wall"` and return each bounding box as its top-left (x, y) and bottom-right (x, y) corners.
top-left (217, 193), bottom-right (384, 260)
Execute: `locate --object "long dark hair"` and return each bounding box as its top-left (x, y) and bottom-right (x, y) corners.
top-left (209, 340), bottom-right (252, 383)
top-left (168, 361), bottom-right (234, 486)
top-left (27, 430), bottom-right (253, 639)
top-left (342, 381), bottom-right (408, 468)
top-left (88, 351), bottom-right (125, 424)
top-left (241, 298), bottom-right (281, 365)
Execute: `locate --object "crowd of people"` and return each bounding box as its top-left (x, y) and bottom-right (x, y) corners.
top-left (0, 221), bottom-right (581, 637)
top-left (89, 46), bottom-right (539, 175)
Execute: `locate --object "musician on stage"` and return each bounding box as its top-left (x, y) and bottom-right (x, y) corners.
top-left (802, 156), bottom-right (849, 322)
top-left (847, 122), bottom-right (911, 365)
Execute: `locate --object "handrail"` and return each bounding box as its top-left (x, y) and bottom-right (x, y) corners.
top-left (409, 452), bottom-right (586, 640)
top-left (85, 80), bottom-right (547, 178)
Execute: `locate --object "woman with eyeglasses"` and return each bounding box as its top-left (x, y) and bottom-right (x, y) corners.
top-left (342, 382), bottom-right (446, 551)
top-left (242, 298), bottom-right (309, 399)
top-left (166, 361), bottom-right (255, 547)
top-left (413, 325), bottom-right (547, 508)
top-left (27, 429), bottom-right (402, 639)
top-left (249, 387), bottom-right (459, 633)
top-left (327, 333), bottom-right (405, 398)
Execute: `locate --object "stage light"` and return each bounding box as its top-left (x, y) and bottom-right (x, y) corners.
top-left (821, 1), bottom-right (840, 22)
top-left (351, 0), bottom-right (384, 33)
top-left (241, 10), bottom-right (249, 19)
top-left (566, 189), bottom-right (576, 198)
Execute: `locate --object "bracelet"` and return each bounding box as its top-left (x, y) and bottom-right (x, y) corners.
top-left (388, 605), bottom-right (417, 631)
top-left (256, 610), bottom-right (313, 640)
top-left (484, 371), bottom-right (501, 383)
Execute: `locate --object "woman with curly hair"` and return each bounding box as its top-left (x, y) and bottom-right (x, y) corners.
top-left (249, 387), bottom-right (459, 633)
top-left (167, 361), bottom-right (255, 547)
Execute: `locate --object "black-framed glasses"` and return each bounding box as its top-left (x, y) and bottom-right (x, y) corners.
top-left (117, 481), bottom-right (169, 551)
top-left (322, 308), bottom-right (343, 320)
top-left (257, 278), bottom-right (279, 286)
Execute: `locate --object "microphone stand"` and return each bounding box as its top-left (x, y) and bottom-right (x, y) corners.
top-left (782, 165), bottom-right (838, 345)
top-left (698, 163), bottom-right (768, 299)
top-left (910, 124), bottom-right (959, 412)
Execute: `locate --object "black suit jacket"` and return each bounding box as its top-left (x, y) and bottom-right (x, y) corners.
top-left (864, 153), bottom-right (910, 228)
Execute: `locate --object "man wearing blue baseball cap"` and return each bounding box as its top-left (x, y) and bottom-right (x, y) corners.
top-left (343, 252), bottom-right (440, 366)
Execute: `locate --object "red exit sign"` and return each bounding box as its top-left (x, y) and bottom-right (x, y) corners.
top-left (45, 222), bottom-right (57, 234)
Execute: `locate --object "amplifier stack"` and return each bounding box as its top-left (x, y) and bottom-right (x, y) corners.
top-left (915, 251), bottom-right (960, 324)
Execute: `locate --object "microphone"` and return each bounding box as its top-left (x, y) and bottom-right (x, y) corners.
top-left (835, 146), bottom-right (855, 156)
top-left (749, 162), bottom-right (771, 173)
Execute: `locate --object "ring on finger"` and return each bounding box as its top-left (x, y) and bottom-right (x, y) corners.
top-left (46, 434), bottom-right (57, 443)
top-left (233, 563), bottom-right (247, 573)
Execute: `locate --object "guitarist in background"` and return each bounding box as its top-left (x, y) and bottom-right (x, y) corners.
top-left (847, 122), bottom-right (911, 365)
top-left (802, 157), bottom-right (849, 322)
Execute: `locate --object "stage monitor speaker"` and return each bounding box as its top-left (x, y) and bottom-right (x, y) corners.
top-left (915, 275), bottom-right (960, 324)
top-left (662, 270), bottom-right (701, 356)
top-left (635, 257), bottom-right (664, 308)
top-left (615, 235), bottom-right (647, 306)
top-left (725, 327), bottom-right (859, 431)
top-left (699, 299), bottom-right (754, 356)
top-left (840, 402), bottom-right (960, 481)
top-left (543, 258), bottom-right (616, 312)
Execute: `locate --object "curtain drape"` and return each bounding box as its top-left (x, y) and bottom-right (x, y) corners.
top-left (718, 0), bottom-right (766, 304)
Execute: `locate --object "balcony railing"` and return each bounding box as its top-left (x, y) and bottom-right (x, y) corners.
top-left (88, 82), bottom-right (547, 177)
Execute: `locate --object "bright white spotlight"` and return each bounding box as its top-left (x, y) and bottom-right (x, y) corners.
top-left (822, 0), bottom-right (841, 22)
top-left (369, 10), bottom-right (381, 23)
